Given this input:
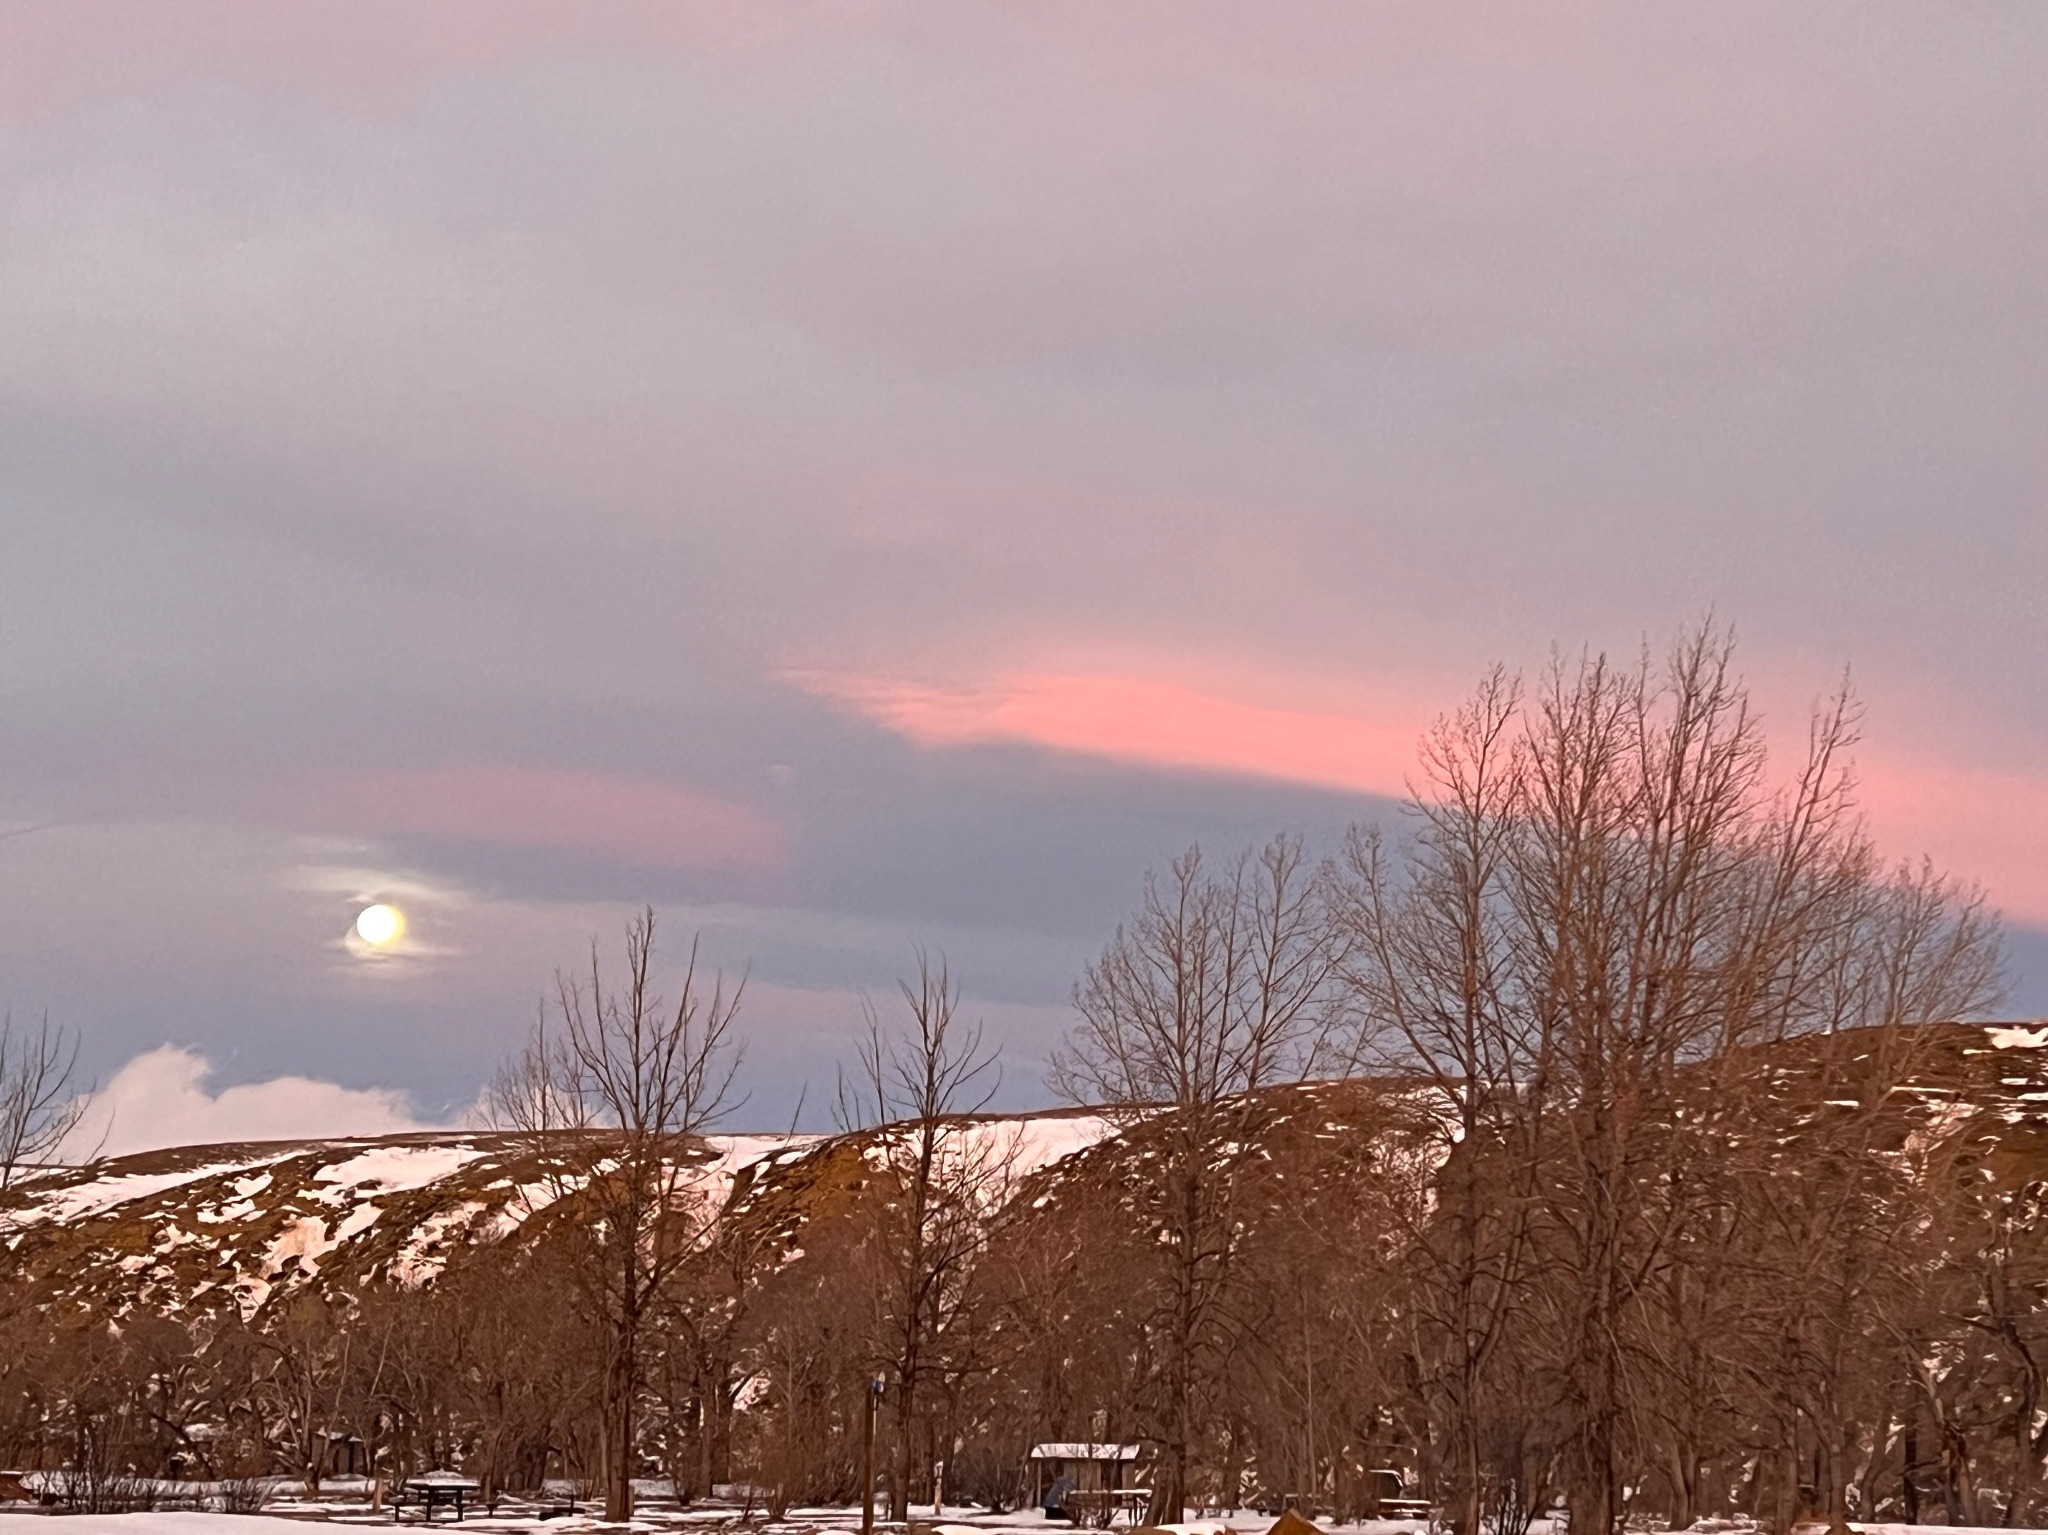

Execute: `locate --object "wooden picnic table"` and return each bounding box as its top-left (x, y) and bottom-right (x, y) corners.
top-left (400, 1473), bottom-right (481, 1521)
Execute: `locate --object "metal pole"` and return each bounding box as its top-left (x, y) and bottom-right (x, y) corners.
top-left (863, 1378), bottom-right (884, 1535)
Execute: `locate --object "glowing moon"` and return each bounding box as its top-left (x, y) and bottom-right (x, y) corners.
top-left (354, 903), bottom-right (406, 947)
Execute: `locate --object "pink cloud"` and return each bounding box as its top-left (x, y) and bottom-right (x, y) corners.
top-left (1854, 756), bottom-right (2048, 931)
top-left (302, 764), bottom-right (786, 872)
top-left (791, 668), bottom-right (1427, 799)
top-left (796, 664), bottom-right (2048, 930)
top-left (1770, 672), bottom-right (2048, 929)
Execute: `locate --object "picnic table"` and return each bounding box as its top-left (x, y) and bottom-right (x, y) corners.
top-left (400, 1472), bottom-right (481, 1521)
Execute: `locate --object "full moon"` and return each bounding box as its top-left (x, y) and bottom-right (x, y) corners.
top-left (354, 903), bottom-right (406, 947)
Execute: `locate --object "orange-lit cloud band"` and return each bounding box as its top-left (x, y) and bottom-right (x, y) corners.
top-left (791, 669), bottom-right (1425, 800)
top-left (794, 668), bottom-right (2048, 928)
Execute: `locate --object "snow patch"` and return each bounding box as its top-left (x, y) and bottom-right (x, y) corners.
top-left (1988, 1024), bottom-right (2048, 1050)
top-left (313, 1143), bottom-right (485, 1199)
top-left (29, 1160), bottom-right (283, 1225)
top-left (264, 1214), bottom-right (334, 1277)
top-left (390, 1200), bottom-right (489, 1286)
top-left (1009, 1115), bottom-right (1116, 1177)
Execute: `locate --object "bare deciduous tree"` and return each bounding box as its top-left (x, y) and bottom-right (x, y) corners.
top-left (1340, 624), bottom-right (2004, 1535)
top-left (1053, 835), bottom-right (1346, 1523)
top-left (1340, 667), bottom-right (1535, 1535)
top-left (487, 908), bottom-right (744, 1521)
top-left (839, 952), bottom-right (1011, 1521)
top-left (0, 1013), bottom-right (86, 1196)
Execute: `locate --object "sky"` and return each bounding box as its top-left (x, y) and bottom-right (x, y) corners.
top-left (4, 2), bottom-right (2047, 1150)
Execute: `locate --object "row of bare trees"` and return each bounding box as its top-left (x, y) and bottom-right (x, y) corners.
top-left (0, 625), bottom-right (2030, 1532)
top-left (1333, 633), bottom-right (2001, 1535)
top-left (990, 629), bottom-right (2003, 1533)
top-left (2, 1036), bottom-right (2038, 1532)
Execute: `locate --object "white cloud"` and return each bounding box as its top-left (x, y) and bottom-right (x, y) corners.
top-left (68, 1045), bottom-right (431, 1160)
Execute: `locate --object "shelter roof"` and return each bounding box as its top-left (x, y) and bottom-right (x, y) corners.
top-left (1029, 1443), bottom-right (1142, 1461)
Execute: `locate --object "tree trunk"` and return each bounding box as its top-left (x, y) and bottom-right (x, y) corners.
top-left (605, 1334), bottom-right (636, 1522)
top-left (712, 1374), bottom-right (735, 1485)
top-left (1942, 1423), bottom-right (1975, 1527)
top-left (1449, 1423), bottom-right (1481, 1535)
top-left (1903, 1408), bottom-right (1921, 1525)
top-left (1767, 1437), bottom-right (1800, 1535)
top-left (1154, 1442), bottom-right (1188, 1531)
top-left (1669, 1442), bottom-right (1699, 1531)
top-left (1855, 1405), bottom-right (1894, 1530)
top-left (891, 1379), bottom-right (914, 1522)
top-left (1569, 1460), bottom-right (1616, 1535)
top-left (680, 1391), bottom-right (705, 1504)
top-left (1566, 1274), bottom-right (1621, 1535)
top-left (1151, 1158), bottom-right (1200, 1527)
top-left (2008, 1370), bottom-right (2040, 1527)
top-left (1822, 1427), bottom-right (1853, 1535)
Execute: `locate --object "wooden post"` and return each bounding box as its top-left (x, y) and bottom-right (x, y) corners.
top-left (862, 1379), bottom-right (884, 1535)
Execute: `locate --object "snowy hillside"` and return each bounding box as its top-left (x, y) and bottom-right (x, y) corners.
top-left (10, 1022), bottom-right (2048, 1331)
top-left (0, 1109), bottom-right (1119, 1322)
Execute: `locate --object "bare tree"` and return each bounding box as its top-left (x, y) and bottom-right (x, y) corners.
top-left (246, 1290), bottom-right (353, 1495)
top-left (1340, 624), bottom-right (2004, 1535)
top-left (0, 1013), bottom-right (85, 1195)
top-left (1052, 834), bottom-right (1346, 1522)
top-left (838, 952), bottom-right (1011, 1521)
top-left (487, 909), bottom-right (744, 1521)
top-left (1340, 668), bottom-right (1537, 1535)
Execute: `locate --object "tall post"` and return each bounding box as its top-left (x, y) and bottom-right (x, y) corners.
top-left (863, 1378), bottom-right (885, 1535)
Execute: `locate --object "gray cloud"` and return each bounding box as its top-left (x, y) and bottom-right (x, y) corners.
top-left (3, 3), bottom-right (2046, 1131)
